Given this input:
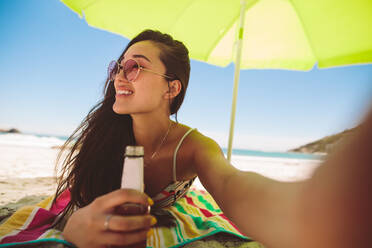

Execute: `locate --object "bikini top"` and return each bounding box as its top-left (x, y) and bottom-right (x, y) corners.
top-left (152, 128), bottom-right (197, 209)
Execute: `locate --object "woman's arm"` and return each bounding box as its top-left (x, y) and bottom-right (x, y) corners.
top-left (191, 133), bottom-right (302, 247)
top-left (295, 108), bottom-right (372, 248)
top-left (191, 106), bottom-right (372, 248)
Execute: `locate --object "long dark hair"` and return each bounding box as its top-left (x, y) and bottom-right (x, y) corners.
top-left (52, 30), bottom-right (190, 226)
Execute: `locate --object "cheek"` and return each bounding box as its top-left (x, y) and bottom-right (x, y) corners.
top-left (137, 82), bottom-right (165, 100)
top-left (137, 91), bottom-right (162, 107)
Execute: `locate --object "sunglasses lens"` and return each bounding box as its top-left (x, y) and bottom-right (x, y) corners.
top-left (124, 59), bottom-right (139, 82)
top-left (108, 61), bottom-right (118, 81)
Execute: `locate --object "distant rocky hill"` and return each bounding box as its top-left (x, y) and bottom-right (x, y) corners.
top-left (0, 128), bottom-right (21, 133)
top-left (290, 127), bottom-right (357, 154)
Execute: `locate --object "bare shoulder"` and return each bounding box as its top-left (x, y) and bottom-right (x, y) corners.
top-left (172, 123), bottom-right (225, 165)
top-left (182, 129), bottom-right (226, 169)
top-left (188, 130), bottom-right (223, 155)
top-left (182, 128), bottom-right (236, 195)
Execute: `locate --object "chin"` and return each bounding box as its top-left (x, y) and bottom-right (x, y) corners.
top-left (112, 103), bottom-right (128, 114)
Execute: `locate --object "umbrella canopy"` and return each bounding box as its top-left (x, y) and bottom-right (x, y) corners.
top-left (61, 0), bottom-right (372, 160)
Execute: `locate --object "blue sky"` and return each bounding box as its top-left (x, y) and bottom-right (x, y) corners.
top-left (1, 0), bottom-right (371, 151)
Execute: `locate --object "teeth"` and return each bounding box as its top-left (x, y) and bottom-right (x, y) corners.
top-left (117, 90), bottom-right (133, 95)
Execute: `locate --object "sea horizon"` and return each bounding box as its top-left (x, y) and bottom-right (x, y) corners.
top-left (0, 131), bottom-right (324, 161)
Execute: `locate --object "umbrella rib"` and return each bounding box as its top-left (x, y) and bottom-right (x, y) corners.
top-left (204, 0), bottom-right (260, 64)
top-left (287, 0), bottom-right (318, 68)
top-left (168, 0), bottom-right (198, 34)
top-left (81, 0), bottom-right (103, 12)
top-left (204, 13), bottom-right (239, 63)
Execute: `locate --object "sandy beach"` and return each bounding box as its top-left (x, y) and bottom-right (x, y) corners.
top-left (0, 133), bottom-right (322, 224)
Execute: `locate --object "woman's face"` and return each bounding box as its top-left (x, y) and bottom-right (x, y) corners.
top-left (112, 41), bottom-right (170, 115)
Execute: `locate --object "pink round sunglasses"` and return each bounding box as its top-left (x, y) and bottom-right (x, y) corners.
top-left (108, 59), bottom-right (172, 83)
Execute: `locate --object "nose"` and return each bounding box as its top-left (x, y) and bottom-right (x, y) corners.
top-left (115, 65), bottom-right (128, 83)
top-left (117, 65), bottom-right (124, 77)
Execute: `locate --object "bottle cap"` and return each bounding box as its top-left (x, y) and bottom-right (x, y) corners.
top-left (125, 146), bottom-right (144, 157)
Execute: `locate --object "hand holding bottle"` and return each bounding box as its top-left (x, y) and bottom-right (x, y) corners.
top-left (62, 189), bottom-right (156, 248)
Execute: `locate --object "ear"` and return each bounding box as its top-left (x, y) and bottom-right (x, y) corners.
top-left (164, 80), bottom-right (182, 100)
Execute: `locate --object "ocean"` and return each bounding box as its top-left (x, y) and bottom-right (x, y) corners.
top-left (0, 132), bottom-right (323, 160)
top-left (0, 133), bottom-right (323, 182)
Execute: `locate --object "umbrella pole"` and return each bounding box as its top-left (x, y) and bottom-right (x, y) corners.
top-left (227, 0), bottom-right (247, 162)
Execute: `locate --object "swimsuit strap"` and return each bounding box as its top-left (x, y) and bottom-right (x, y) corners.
top-left (173, 128), bottom-right (196, 182)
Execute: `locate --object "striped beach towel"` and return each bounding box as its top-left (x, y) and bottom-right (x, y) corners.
top-left (0, 188), bottom-right (263, 247)
top-left (0, 189), bottom-right (73, 247)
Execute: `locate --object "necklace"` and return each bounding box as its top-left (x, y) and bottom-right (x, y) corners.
top-left (145, 120), bottom-right (172, 166)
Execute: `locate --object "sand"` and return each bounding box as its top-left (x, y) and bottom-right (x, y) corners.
top-left (0, 177), bottom-right (57, 206)
top-left (0, 177), bottom-right (57, 222)
top-left (0, 141), bottom-right (63, 221)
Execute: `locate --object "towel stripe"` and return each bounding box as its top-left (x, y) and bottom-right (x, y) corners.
top-left (146, 188), bottom-right (252, 247)
top-left (0, 191), bottom-right (69, 244)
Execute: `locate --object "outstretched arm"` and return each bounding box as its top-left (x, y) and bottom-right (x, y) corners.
top-left (192, 133), bottom-right (303, 247)
top-left (296, 107), bottom-right (372, 248)
top-left (192, 106), bottom-right (372, 248)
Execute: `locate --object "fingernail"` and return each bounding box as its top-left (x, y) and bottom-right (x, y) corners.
top-left (148, 198), bottom-right (154, 206)
top-left (151, 217), bottom-right (157, 225)
top-left (147, 229), bottom-right (154, 237)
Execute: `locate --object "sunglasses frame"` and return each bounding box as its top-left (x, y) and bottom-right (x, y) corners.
top-left (108, 59), bottom-right (173, 83)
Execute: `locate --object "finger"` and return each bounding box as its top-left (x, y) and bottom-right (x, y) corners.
top-left (102, 229), bottom-right (149, 246)
top-left (107, 214), bottom-right (156, 232)
top-left (93, 189), bottom-right (153, 211)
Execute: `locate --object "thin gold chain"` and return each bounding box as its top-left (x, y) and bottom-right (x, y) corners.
top-left (145, 121), bottom-right (172, 166)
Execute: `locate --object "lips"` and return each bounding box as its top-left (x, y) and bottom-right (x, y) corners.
top-left (115, 85), bottom-right (134, 97)
top-left (117, 89), bottom-right (133, 95)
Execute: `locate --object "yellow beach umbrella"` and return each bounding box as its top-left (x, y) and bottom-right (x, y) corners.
top-left (61, 0), bottom-right (372, 161)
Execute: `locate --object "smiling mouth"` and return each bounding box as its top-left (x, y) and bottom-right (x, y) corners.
top-left (116, 90), bottom-right (133, 96)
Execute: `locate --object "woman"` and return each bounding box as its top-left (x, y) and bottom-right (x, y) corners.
top-left (2, 29), bottom-right (370, 248)
top-left (51, 28), bottom-right (372, 248)
top-left (54, 29), bottom-right (255, 248)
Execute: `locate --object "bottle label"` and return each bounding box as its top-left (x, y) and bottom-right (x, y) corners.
top-left (121, 157), bottom-right (144, 192)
